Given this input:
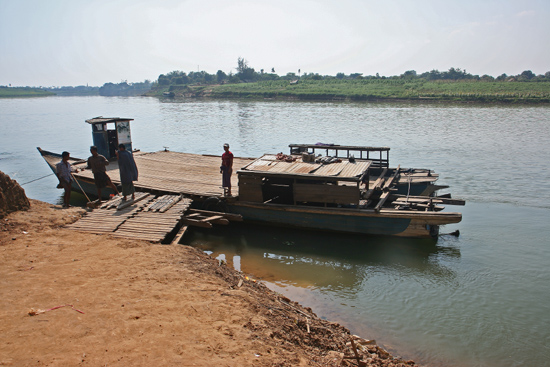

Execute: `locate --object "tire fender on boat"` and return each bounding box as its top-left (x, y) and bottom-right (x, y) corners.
top-left (202, 196), bottom-right (227, 212)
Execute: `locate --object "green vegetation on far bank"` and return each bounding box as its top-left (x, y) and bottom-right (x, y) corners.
top-left (0, 86), bottom-right (55, 98)
top-left (149, 79), bottom-right (550, 103)
top-left (145, 58), bottom-right (550, 103)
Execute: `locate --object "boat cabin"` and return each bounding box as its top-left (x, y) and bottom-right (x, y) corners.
top-left (237, 153), bottom-right (371, 207)
top-left (85, 117), bottom-right (134, 160)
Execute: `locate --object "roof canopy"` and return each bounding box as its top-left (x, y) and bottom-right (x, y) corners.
top-left (239, 154), bottom-right (371, 182)
top-left (85, 117), bottom-right (134, 125)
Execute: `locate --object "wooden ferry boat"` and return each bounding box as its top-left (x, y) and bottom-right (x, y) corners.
top-left (38, 117), bottom-right (464, 238)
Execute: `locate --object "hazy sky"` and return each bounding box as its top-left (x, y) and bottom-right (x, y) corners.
top-left (1, 0), bottom-right (549, 87)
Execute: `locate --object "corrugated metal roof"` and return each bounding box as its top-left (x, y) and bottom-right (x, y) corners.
top-left (338, 161), bottom-right (371, 177)
top-left (242, 154), bottom-right (371, 180)
top-left (287, 162), bottom-right (317, 174)
top-left (245, 159), bottom-right (279, 171)
top-left (312, 163), bottom-right (345, 176)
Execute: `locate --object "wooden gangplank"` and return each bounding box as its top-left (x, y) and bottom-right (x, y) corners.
top-left (67, 194), bottom-right (191, 242)
top-left (67, 193), bottom-right (242, 243)
top-left (65, 192), bottom-right (151, 233)
top-left (112, 196), bottom-right (193, 242)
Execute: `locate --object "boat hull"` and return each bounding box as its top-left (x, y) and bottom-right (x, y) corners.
top-left (228, 201), bottom-right (461, 238)
top-left (37, 148), bottom-right (117, 200)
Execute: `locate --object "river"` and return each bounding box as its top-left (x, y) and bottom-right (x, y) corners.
top-left (1, 96), bottom-right (549, 366)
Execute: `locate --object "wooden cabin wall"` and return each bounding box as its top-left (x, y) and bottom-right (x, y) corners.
top-left (238, 175), bottom-right (263, 202)
top-left (293, 183), bottom-right (359, 205)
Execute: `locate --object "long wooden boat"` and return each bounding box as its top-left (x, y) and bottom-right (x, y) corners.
top-left (38, 117), bottom-right (464, 238)
top-left (223, 152), bottom-right (463, 238)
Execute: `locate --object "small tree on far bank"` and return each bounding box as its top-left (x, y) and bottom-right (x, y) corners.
top-left (236, 57), bottom-right (257, 82)
top-left (217, 70), bottom-right (227, 83)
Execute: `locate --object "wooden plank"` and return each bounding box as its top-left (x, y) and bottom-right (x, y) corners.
top-left (111, 233), bottom-right (163, 241)
top-left (114, 228), bottom-right (169, 234)
top-left (117, 193), bottom-right (151, 210)
top-left (115, 230), bottom-right (169, 236)
top-left (171, 225), bottom-right (189, 245)
top-left (187, 209), bottom-right (243, 221)
top-left (193, 215), bottom-right (230, 225)
top-left (199, 215), bottom-right (224, 222)
top-left (363, 168), bottom-right (388, 200)
top-left (374, 165), bottom-right (400, 213)
top-left (182, 218), bottom-right (213, 228)
top-left (382, 165), bottom-right (400, 190)
top-left (209, 218), bottom-right (230, 225)
top-left (115, 224), bottom-right (173, 231)
top-left (391, 195), bottom-right (466, 206)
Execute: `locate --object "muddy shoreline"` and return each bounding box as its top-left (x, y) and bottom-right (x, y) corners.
top-left (1, 198), bottom-right (418, 366)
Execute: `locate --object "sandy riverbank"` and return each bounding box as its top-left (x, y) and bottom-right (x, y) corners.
top-left (0, 198), bottom-right (417, 366)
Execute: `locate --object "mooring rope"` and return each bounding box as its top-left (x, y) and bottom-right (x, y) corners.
top-left (19, 173), bottom-right (55, 186)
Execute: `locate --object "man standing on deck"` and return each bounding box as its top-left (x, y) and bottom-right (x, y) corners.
top-left (220, 143), bottom-right (233, 196)
top-left (87, 146), bottom-right (119, 203)
top-left (56, 151), bottom-right (73, 208)
top-left (117, 144), bottom-right (138, 201)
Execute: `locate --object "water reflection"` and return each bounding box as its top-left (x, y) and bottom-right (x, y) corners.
top-left (185, 223), bottom-right (460, 292)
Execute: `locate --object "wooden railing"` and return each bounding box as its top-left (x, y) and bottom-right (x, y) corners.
top-left (289, 144), bottom-right (390, 168)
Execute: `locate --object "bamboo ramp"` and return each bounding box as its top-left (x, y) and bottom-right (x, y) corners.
top-left (113, 196), bottom-right (193, 242)
top-left (65, 204), bottom-right (140, 234)
top-left (66, 193), bottom-right (192, 242)
top-left (71, 151), bottom-right (254, 198)
top-left (66, 192), bottom-right (242, 243)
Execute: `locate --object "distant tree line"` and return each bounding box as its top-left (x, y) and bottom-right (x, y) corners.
top-left (98, 80), bottom-right (152, 96)
top-left (154, 58), bottom-right (550, 88)
top-left (396, 68), bottom-right (550, 82)
top-left (39, 81), bottom-right (153, 96)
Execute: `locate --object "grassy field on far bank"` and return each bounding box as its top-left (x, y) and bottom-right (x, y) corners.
top-left (166, 79), bottom-right (550, 103)
top-left (0, 87), bottom-right (54, 98)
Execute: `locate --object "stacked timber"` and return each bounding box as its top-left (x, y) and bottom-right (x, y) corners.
top-left (143, 194), bottom-right (182, 212)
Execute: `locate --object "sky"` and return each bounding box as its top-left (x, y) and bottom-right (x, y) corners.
top-left (1, 0), bottom-right (549, 87)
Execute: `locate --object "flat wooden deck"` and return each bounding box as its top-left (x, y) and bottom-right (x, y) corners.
top-left (72, 151), bottom-right (254, 198)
